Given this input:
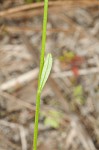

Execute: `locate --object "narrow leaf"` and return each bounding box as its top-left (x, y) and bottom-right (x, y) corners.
top-left (39, 53), bottom-right (52, 92)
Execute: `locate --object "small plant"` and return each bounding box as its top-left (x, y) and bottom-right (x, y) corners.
top-left (33, 0), bottom-right (52, 150)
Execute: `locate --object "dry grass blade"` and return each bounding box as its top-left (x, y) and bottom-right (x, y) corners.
top-left (0, 0), bottom-right (98, 17)
top-left (0, 68), bottom-right (38, 92)
top-left (4, 26), bottom-right (72, 34)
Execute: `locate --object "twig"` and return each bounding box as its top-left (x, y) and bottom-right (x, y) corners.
top-left (0, 68), bottom-right (38, 92)
top-left (19, 126), bottom-right (27, 150)
top-left (0, 0), bottom-right (98, 17)
top-left (0, 91), bottom-right (55, 112)
top-left (0, 1), bottom-right (67, 17)
top-left (0, 132), bottom-right (21, 150)
top-left (53, 67), bottom-right (99, 78)
top-left (75, 121), bottom-right (96, 150)
top-left (4, 25), bottom-right (72, 34)
top-left (0, 91), bottom-right (36, 111)
top-left (0, 67), bottom-right (99, 92)
top-left (0, 120), bottom-right (27, 150)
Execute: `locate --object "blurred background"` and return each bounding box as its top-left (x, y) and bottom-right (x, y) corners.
top-left (0, 0), bottom-right (99, 150)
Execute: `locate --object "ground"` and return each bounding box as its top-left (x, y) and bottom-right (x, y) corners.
top-left (0, 0), bottom-right (99, 150)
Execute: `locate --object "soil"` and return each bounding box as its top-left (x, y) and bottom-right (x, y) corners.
top-left (0, 0), bottom-right (99, 150)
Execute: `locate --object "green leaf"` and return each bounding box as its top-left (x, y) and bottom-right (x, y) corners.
top-left (74, 85), bottom-right (83, 97)
top-left (64, 51), bottom-right (75, 60)
top-left (44, 110), bottom-right (62, 128)
top-left (59, 51), bottom-right (75, 62)
top-left (39, 53), bottom-right (52, 92)
top-left (44, 117), bottom-right (59, 128)
top-left (73, 85), bottom-right (85, 105)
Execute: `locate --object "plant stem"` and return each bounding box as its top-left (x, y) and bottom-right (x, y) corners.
top-left (39, 0), bottom-right (48, 84)
top-left (33, 90), bottom-right (41, 150)
top-left (33, 0), bottom-right (48, 150)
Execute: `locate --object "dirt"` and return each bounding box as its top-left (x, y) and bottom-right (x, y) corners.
top-left (0, 0), bottom-right (99, 150)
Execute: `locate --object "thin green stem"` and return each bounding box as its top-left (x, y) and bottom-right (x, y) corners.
top-left (33, 90), bottom-right (41, 150)
top-left (33, 0), bottom-right (48, 150)
top-left (38, 0), bottom-right (48, 84)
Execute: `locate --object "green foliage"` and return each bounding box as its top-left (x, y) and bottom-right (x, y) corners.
top-left (44, 110), bottom-right (62, 128)
top-left (73, 85), bottom-right (85, 105)
top-left (44, 117), bottom-right (59, 128)
top-left (33, 0), bottom-right (53, 150)
top-left (39, 53), bottom-right (52, 92)
top-left (59, 51), bottom-right (75, 62)
top-left (38, 0), bottom-right (49, 83)
top-left (74, 85), bottom-right (83, 97)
